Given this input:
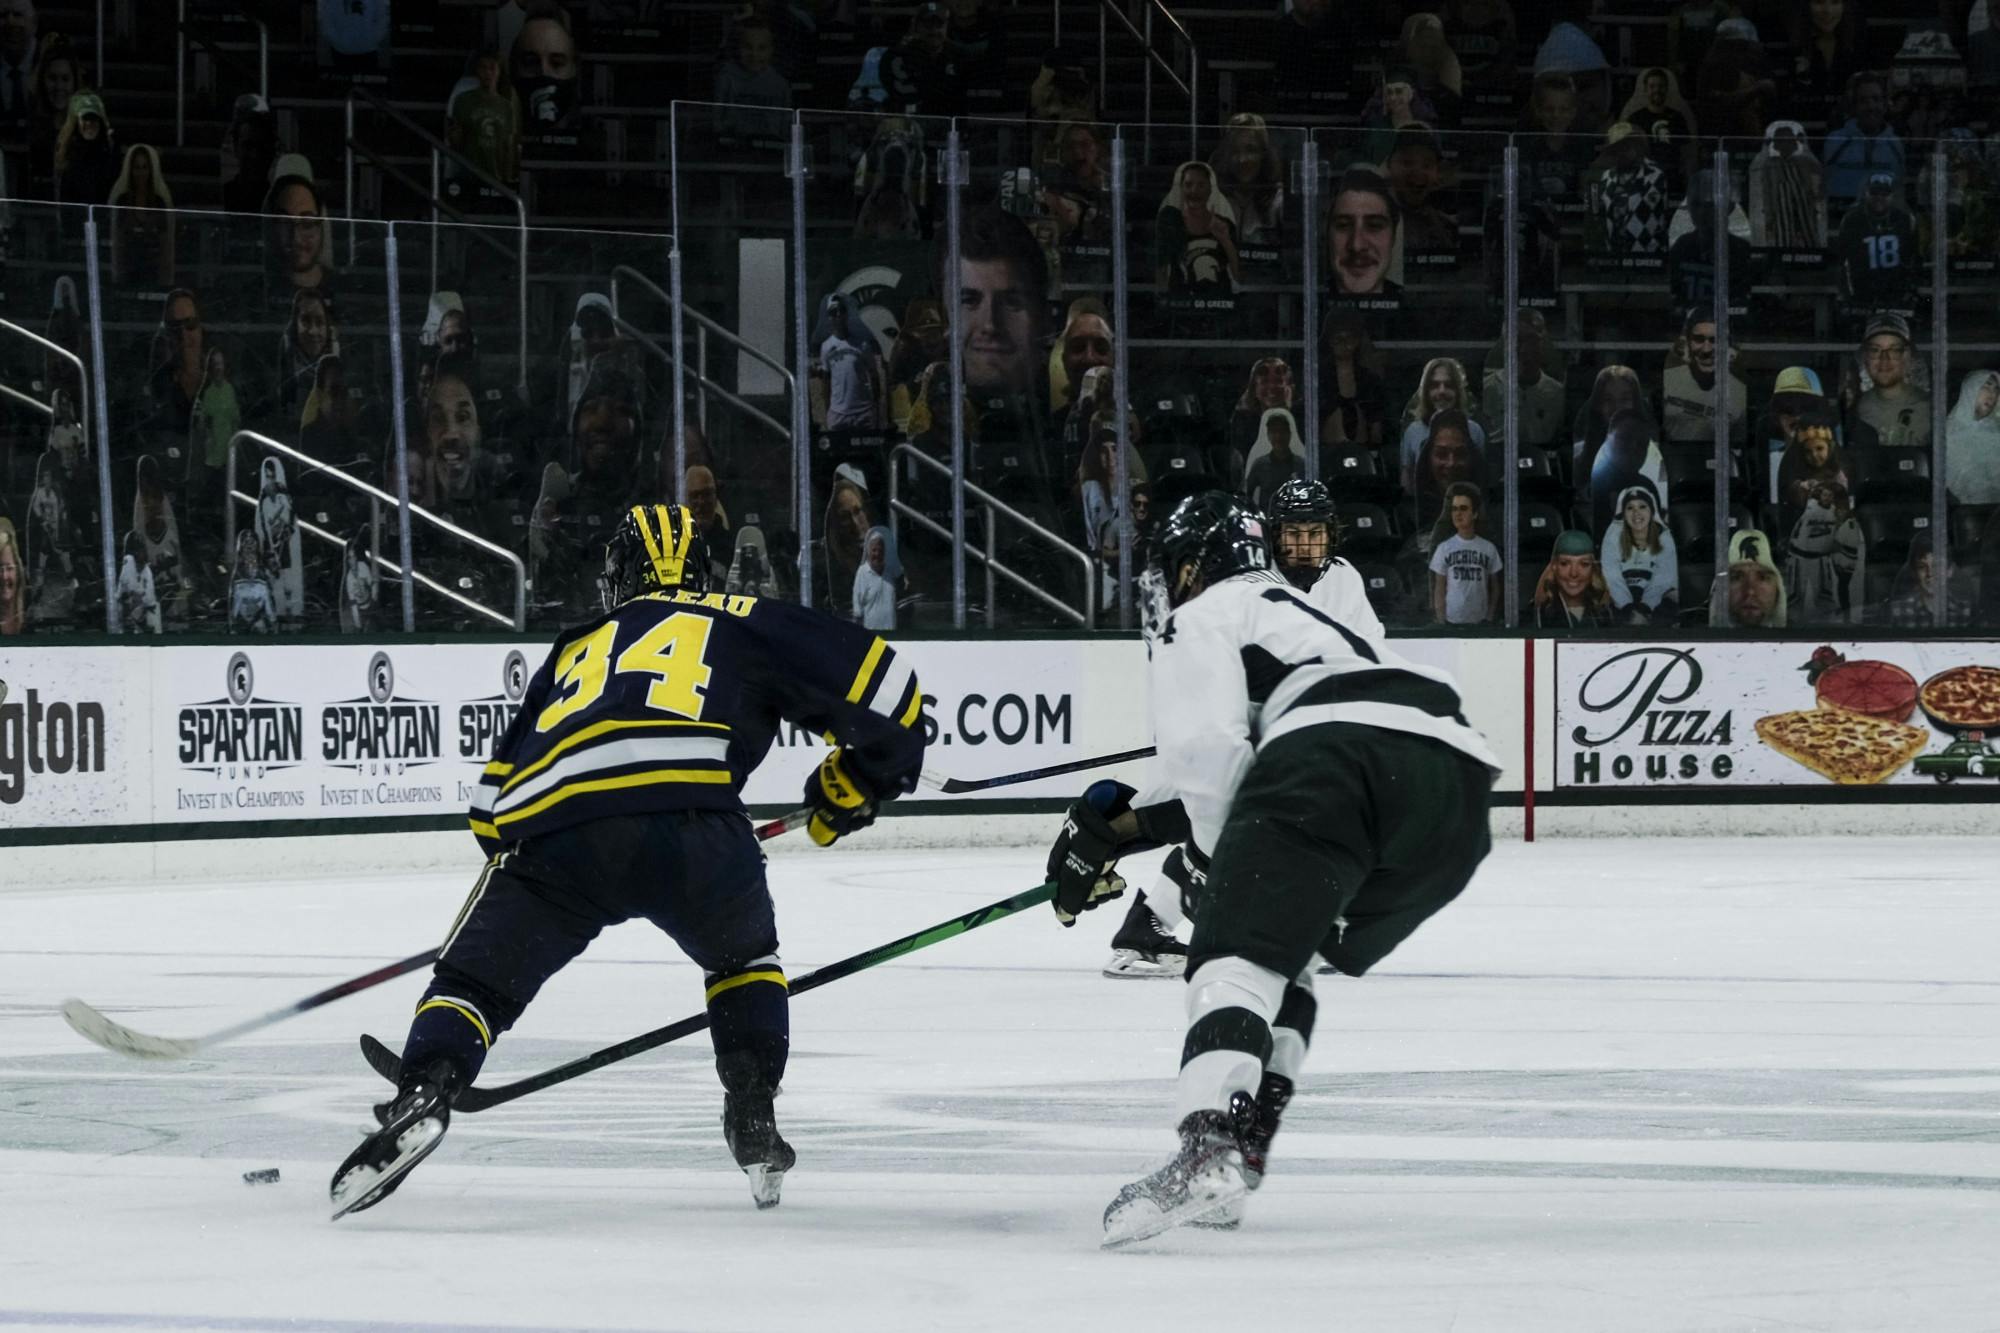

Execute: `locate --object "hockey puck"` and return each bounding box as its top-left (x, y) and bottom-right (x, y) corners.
top-left (242, 1168), bottom-right (281, 1185)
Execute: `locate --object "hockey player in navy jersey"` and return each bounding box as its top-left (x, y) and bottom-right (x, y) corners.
top-left (331, 503), bottom-right (927, 1219)
top-left (1049, 491), bottom-right (1498, 1246)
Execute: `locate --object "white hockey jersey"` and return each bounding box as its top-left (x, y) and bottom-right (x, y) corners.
top-left (1149, 569), bottom-right (1499, 853)
top-left (1306, 557), bottom-right (1384, 643)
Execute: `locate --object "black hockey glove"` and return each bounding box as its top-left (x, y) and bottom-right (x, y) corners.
top-left (1046, 780), bottom-right (1134, 926)
top-left (805, 748), bottom-right (878, 847)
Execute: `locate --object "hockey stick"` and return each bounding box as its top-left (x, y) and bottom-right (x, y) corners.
top-left (60, 806), bottom-right (820, 1063)
top-left (361, 880), bottom-right (1058, 1111)
top-left (918, 745), bottom-right (1155, 794)
top-left (62, 949), bottom-right (442, 1061)
top-left (750, 806), bottom-right (813, 840)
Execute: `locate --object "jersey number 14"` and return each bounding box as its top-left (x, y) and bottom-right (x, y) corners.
top-left (536, 612), bottom-right (716, 733)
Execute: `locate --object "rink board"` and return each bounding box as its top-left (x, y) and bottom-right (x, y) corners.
top-left (0, 637), bottom-right (1524, 842)
top-left (0, 637), bottom-right (1160, 837)
top-left (1552, 640), bottom-right (2000, 790)
top-left (8, 634), bottom-right (2000, 862)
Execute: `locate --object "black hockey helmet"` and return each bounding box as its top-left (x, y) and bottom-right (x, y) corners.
top-left (1268, 478), bottom-right (1338, 584)
top-left (1147, 490), bottom-right (1273, 608)
top-left (1269, 477), bottom-right (1335, 528)
top-left (600, 502), bottom-right (709, 610)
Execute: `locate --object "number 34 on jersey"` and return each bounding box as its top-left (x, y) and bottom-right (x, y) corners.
top-left (467, 590), bottom-right (925, 855)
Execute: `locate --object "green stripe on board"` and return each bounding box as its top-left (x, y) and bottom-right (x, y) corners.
top-left (27, 785), bottom-right (2000, 850)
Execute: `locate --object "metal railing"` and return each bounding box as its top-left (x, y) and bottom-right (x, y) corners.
top-left (344, 88), bottom-right (531, 391)
top-left (0, 382), bottom-right (54, 419)
top-left (0, 319), bottom-right (90, 460)
top-left (175, 0), bottom-right (268, 147)
top-left (609, 265), bottom-right (795, 444)
top-left (222, 487), bottom-right (510, 630)
top-left (226, 430), bottom-right (528, 631)
top-left (887, 443), bottom-right (1097, 629)
top-left (1081, 0), bottom-right (1197, 163)
top-left (1140, 0), bottom-right (1198, 164)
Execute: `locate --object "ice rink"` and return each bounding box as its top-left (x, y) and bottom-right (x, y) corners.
top-left (3, 835), bottom-right (1998, 1332)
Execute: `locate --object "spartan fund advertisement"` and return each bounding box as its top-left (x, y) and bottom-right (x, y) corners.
top-left (1556, 641), bottom-right (2000, 788)
top-left (0, 637), bottom-right (1134, 836)
top-left (154, 644), bottom-right (531, 823)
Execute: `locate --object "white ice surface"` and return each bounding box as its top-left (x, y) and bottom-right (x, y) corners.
top-left (2, 837), bottom-right (1998, 1332)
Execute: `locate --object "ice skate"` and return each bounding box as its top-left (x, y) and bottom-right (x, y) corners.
top-left (329, 1059), bottom-right (459, 1220)
top-left (1187, 1072), bottom-right (1293, 1230)
top-left (1102, 893), bottom-right (1188, 980)
top-left (1101, 1102), bottom-right (1251, 1249)
top-left (1240, 1071), bottom-right (1293, 1190)
top-left (723, 1090), bottom-right (796, 1209)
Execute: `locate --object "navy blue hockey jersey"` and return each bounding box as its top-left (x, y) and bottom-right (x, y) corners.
top-left (468, 590), bottom-right (925, 854)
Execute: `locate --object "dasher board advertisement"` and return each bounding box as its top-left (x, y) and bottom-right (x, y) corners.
top-left (0, 648), bottom-right (146, 827)
top-left (1556, 641), bottom-right (2000, 789)
top-left (2, 637), bottom-right (1147, 835)
top-left (152, 644), bottom-right (529, 824)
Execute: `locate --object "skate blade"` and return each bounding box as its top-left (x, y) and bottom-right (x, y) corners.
top-left (1188, 1196), bottom-right (1245, 1230)
top-left (329, 1116), bottom-right (445, 1221)
top-left (1101, 950), bottom-right (1187, 980)
top-left (1101, 1176), bottom-right (1246, 1250)
top-left (745, 1164), bottom-right (786, 1210)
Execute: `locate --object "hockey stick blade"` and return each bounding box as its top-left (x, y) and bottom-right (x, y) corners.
top-left (61, 999), bottom-right (204, 1060)
top-left (361, 883), bottom-right (1058, 1111)
top-left (919, 746), bottom-right (1156, 795)
top-left (63, 948), bottom-right (441, 1062)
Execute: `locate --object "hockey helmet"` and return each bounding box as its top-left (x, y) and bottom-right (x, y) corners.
top-left (1268, 478), bottom-right (1337, 583)
top-left (1146, 490), bottom-right (1272, 609)
top-left (600, 503), bottom-right (709, 610)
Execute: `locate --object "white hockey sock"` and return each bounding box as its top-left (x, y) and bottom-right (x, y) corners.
top-left (1146, 880), bottom-right (1186, 933)
top-left (1173, 956), bottom-right (1288, 1124)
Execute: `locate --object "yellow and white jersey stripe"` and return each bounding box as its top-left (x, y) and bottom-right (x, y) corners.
top-left (468, 589), bottom-right (927, 855)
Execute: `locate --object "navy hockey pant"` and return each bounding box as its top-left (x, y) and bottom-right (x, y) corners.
top-left (401, 811), bottom-right (788, 1099)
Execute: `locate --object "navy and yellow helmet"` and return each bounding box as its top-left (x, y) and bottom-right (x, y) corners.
top-left (600, 503), bottom-right (708, 609)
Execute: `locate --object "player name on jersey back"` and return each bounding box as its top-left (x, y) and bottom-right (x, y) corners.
top-left (467, 591), bottom-right (923, 854)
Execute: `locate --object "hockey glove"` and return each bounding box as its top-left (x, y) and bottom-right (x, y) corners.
top-left (1046, 780), bottom-right (1134, 926)
top-left (805, 748), bottom-right (878, 847)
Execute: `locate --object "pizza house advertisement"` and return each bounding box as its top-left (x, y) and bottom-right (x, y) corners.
top-left (1555, 641), bottom-right (2000, 790)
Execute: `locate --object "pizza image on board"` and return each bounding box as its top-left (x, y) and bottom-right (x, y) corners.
top-left (1800, 647), bottom-right (1918, 722)
top-left (1754, 707), bottom-right (1930, 785)
top-left (1917, 665), bottom-right (2000, 735)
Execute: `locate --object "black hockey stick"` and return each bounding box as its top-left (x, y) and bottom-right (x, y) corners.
top-left (64, 949), bottom-right (441, 1060)
top-left (361, 880), bottom-right (1058, 1111)
top-left (919, 745), bottom-right (1155, 794)
top-left (61, 807), bottom-right (816, 1064)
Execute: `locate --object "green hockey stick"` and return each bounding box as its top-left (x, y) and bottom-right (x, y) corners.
top-left (362, 880), bottom-right (1057, 1112)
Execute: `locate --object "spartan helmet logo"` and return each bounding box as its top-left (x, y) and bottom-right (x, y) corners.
top-left (503, 650), bottom-right (528, 702)
top-left (1740, 536), bottom-right (1764, 564)
top-left (226, 652), bottom-right (255, 706)
top-left (367, 651), bottom-right (395, 705)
